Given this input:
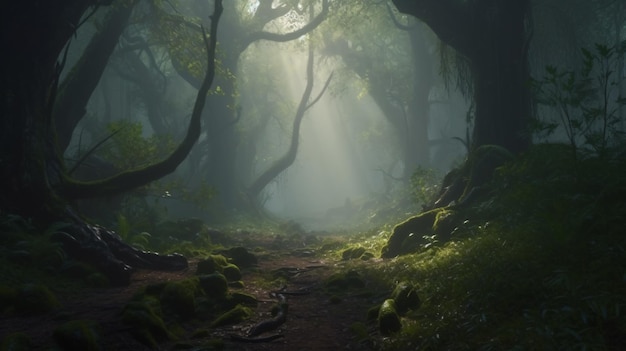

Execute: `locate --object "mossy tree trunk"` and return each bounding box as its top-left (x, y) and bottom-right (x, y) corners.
top-left (392, 0), bottom-right (532, 197)
top-left (383, 0), bottom-right (532, 256)
top-left (0, 0), bottom-right (224, 285)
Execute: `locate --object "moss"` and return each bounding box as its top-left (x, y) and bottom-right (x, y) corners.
top-left (219, 246), bottom-right (257, 268)
top-left (367, 304), bottom-right (381, 321)
top-left (210, 305), bottom-right (252, 328)
top-left (191, 328), bottom-right (210, 338)
top-left (433, 209), bottom-right (460, 241)
top-left (390, 281), bottom-right (421, 314)
top-left (349, 322), bottom-right (369, 341)
top-left (122, 296), bottom-right (174, 348)
top-left (326, 270), bottom-right (366, 291)
top-left (378, 299), bottom-right (402, 336)
top-left (160, 278), bottom-right (200, 320)
top-left (11, 284), bottom-right (60, 315)
top-left (0, 332), bottom-right (32, 351)
top-left (228, 292), bottom-right (258, 307)
top-left (222, 263), bottom-right (242, 282)
top-left (53, 320), bottom-right (102, 351)
top-left (228, 280), bottom-right (245, 289)
top-left (198, 273), bottom-right (228, 298)
top-left (381, 209), bottom-right (440, 258)
top-left (342, 246), bottom-right (366, 260)
top-left (196, 255), bottom-right (229, 275)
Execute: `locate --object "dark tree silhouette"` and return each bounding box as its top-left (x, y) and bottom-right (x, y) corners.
top-left (0, 0), bottom-right (223, 285)
top-left (393, 0), bottom-right (532, 155)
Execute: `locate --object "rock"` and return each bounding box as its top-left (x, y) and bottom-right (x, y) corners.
top-left (196, 254), bottom-right (229, 275)
top-left (390, 281), bottom-right (421, 314)
top-left (378, 299), bottom-right (402, 336)
top-left (53, 320), bottom-right (103, 351)
top-left (381, 209), bottom-right (438, 258)
top-left (222, 264), bottom-right (242, 282)
top-left (326, 270), bottom-right (366, 290)
top-left (122, 296), bottom-right (174, 348)
top-left (219, 247), bottom-right (257, 268)
top-left (159, 278), bottom-right (200, 319)
top-left (210, 305), bottom-right (252, 328)
top-left (198, 273), bottom-right (228, 298)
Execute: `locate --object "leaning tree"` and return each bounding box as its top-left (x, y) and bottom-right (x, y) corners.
top-left (0, 0), bottom-right (223, 285)
top-left (380, 0), bottom-right (534, 257)
top-left (392, 0), bottom-right (533, 203)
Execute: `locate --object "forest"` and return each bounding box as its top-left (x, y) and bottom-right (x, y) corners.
top-left (1, 0), bottom-right (625, 350)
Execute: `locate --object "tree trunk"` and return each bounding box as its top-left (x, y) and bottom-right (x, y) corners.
top-left (53, 0), bottom-right (139, 153)
top-left (0, 0), bottom-right (224, 285)
top-left (246, 45), bottom-right (333, 202)
top-left (469, 1), bottom-right (531, 154)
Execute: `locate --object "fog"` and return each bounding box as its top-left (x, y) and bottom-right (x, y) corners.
top-left (65, 0), bottom-right (469, 230)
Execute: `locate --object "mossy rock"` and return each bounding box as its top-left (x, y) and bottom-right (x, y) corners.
top-left (210, 305), bottom-right (252, 328)
top-left (390, 281), bottom-right (421, 314)
top-left (196, 255), bottom-right (229, 275)
top-left (160, 278), bottom-right (200, 320)
top-left (378, 299), bottom-right (402, 336)
top-left (53, 320), bottom-right (102, 351)
top-left (433, 209), bottom-right (460, 242)
top-left (222, 264), bottom-right (242, 282)
top-left (367, 304), bottom-right (381, 321)
top-left (219, 247), bottom-right (257, 268)
top-left (228, 292), bottom-right (258, 307)
top-left (8, 284), bottom-right (60, 315)
top-left (342, 246), bottom-right (366, 260)
top-left (198, 273), bottom-right (228, 298)
top-left (349, 322), bottom-right (369, 341)
top-left (228, 280), bottom-right (245, 289)
top-left (0, 332), bottom-right (32, 351)
top-left (122, 296), bottom-right (174, 348)
top-left (360, 252), bottom-right (375, 261)
top-left (381, 208), bottom-right (441, 258)
top-left (326, 270), bottom-right (366, 290)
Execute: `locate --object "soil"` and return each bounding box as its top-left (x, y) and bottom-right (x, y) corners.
top-left (0, 246), bottom-right (382, 351)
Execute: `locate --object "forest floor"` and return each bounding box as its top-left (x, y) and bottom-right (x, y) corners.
top-left (0, 236), bottom-right (382, 351)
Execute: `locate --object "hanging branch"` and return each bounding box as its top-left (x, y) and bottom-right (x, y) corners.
top-left (59, 0), bottom-right (224, 199)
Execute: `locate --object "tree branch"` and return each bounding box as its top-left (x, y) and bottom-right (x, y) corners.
top-left (59, 0), bottom-right (224, 200)
top-left (240, 0), bottom-right (329, 51)
top-left (247, 37), bottom-right (327, 200)
top-left (53, 0), bottom-right (139, 153)
top-left (391, 0), bottom-right (473, 56)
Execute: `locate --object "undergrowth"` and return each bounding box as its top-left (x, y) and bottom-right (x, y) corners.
top-left (355, 144), bottom-right (626, 350)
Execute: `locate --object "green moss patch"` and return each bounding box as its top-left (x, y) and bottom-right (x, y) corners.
top-left (210, 305), bottom-right (252, 328)
top-left (53, 320), bottom-right (102, 351)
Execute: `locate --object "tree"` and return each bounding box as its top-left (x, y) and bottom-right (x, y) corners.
top-left (391, 0), bottom-right (532, 201)
top-left (246, 37), bottom-right (333, 204)
top-left (322, 1), bottom-right (438, 180)
top-left (149, 0), bottom-right (330, 210)
top-left (0, 0), bottom-right (224, 285)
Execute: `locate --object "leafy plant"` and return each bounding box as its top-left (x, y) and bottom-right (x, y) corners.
top-left (531, 42), bottom-right (626, 158)
top-left (409, 166), bottom-right (440, 206)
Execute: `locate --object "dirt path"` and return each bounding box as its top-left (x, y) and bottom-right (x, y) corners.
top-left (0, 250), bottom-right (377, 350)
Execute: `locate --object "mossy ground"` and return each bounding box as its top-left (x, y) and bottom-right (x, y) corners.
top-left (1, 145), bottom-right (625, 350)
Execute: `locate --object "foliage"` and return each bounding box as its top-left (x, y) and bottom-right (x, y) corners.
top-left (531, 42), bottom-right (626, 157)
top-left (358, 143), bottom-right (626, 350)
top-left (98, 120), bottom-right (176, 170)
top-left (409, 166), bottom-right (440, 206)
